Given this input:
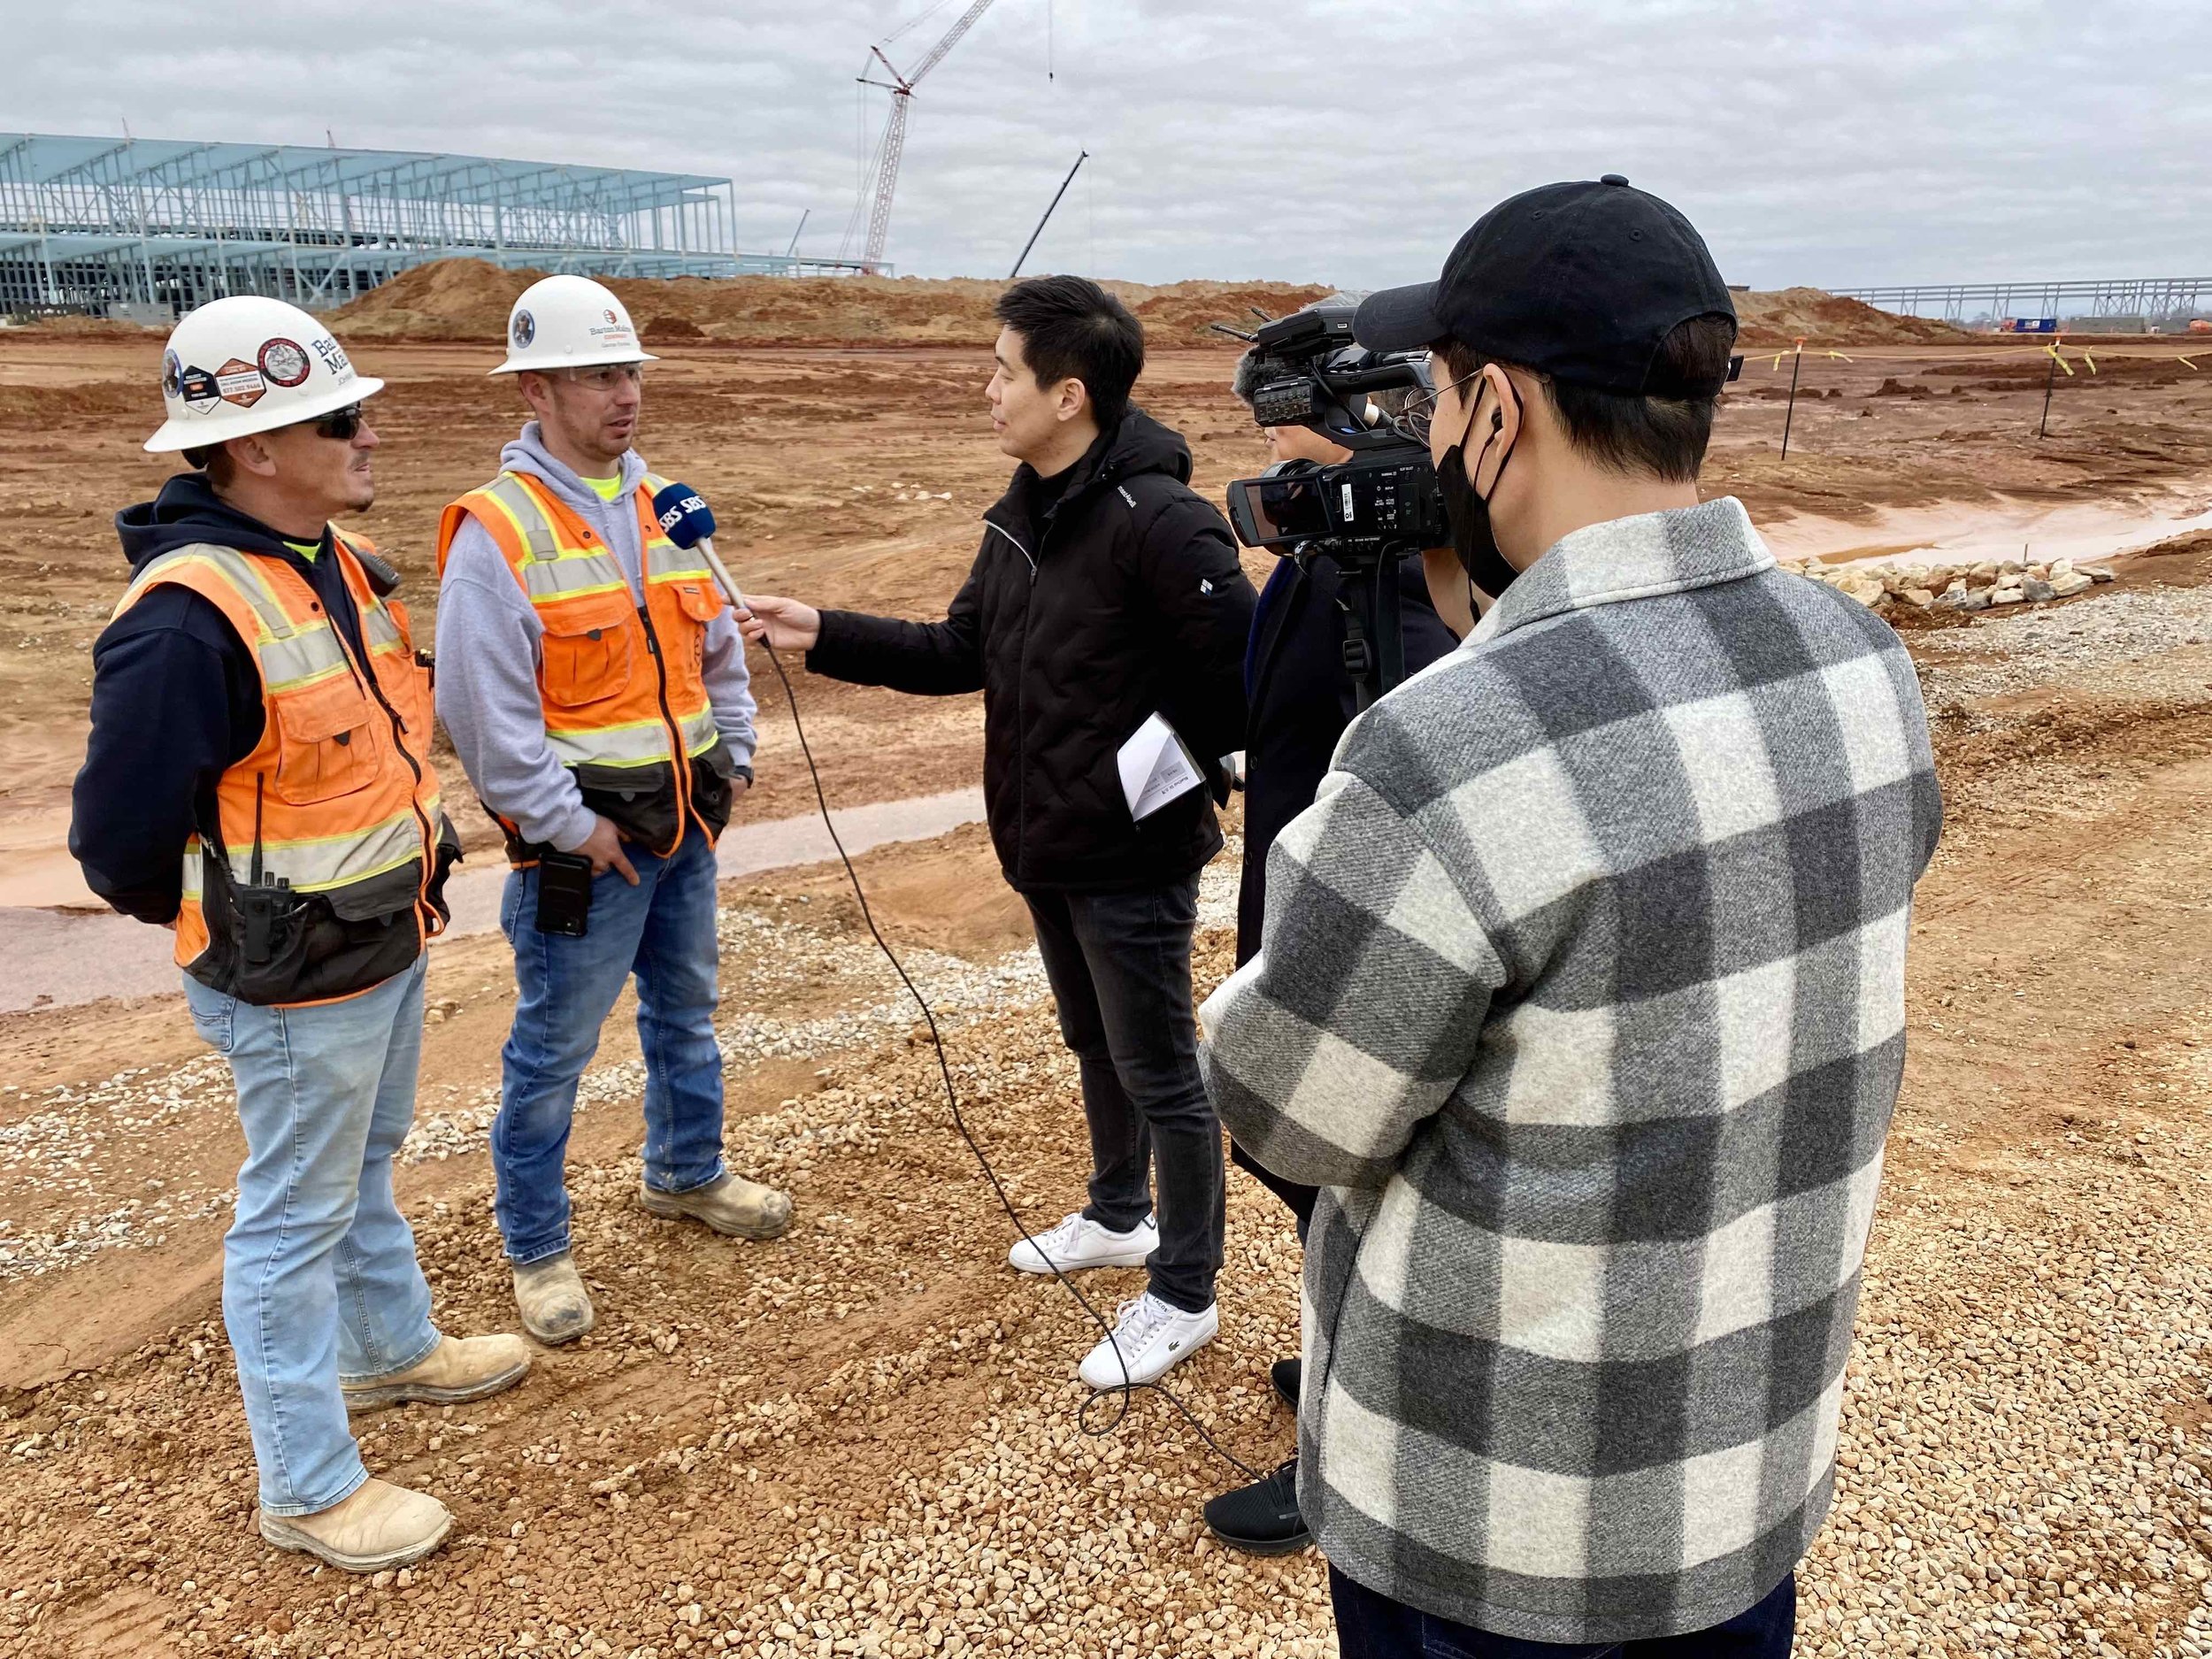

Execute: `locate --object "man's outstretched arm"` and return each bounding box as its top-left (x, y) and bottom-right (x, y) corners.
top-left (1199, 768), bottom-right (1503, 1190)
top-left (745, 552), bottom-right (988, 698)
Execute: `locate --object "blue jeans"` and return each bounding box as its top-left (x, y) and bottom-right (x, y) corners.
top-left (1329, 1565), bottom-right (1795, 1659)
top-left (494, 832), bottom-right (727, 1264)
top-left (185, 956), bottom-right (440, 1516)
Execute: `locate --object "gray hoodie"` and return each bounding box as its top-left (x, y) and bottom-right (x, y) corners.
top-left (434, 423), bottom-right (757, 852)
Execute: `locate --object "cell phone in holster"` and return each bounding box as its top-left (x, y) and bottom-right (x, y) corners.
top-left (535, 850), bottom-right (595, 937)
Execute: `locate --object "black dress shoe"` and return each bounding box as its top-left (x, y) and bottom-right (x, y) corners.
top-left (1203, 1456), bottom-right (1310, 1555)
top-left (1271, 1356), bottom-right (1302, 1410)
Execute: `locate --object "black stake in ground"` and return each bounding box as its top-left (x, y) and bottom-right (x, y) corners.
top-left (2038, 344), bottom-right (2061, 439)
top-left (1780, 337), bottom-right (1806, 459)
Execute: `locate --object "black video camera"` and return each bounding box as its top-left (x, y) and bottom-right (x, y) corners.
top-left (1220, 300), bottom-right (1446, 708)
top-left (1222, 301), bottom-right (1447, 560)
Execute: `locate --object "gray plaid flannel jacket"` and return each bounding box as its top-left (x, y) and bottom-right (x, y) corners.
top-left (1200, 496), bottom-right (1941, 1644)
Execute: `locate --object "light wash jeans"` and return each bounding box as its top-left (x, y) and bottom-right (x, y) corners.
top-left (185, 955), bottom-right (439, 1516)
top-left (493, 832), bottom-right (727, 1265)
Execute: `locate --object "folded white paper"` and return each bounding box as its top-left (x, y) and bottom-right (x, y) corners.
top-left (1118, 712), bottom-right (1205, 822)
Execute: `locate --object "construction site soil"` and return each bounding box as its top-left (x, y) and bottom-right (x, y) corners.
top-left (328, 259), bottom-right (1969, 352)
top-left (4, 295), bottom-right (2212, 1657)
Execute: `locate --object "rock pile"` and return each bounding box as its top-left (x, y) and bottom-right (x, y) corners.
top-left (1783, 556), bottom-right (2115, 615)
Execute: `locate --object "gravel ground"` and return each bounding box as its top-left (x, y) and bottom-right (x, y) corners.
top-left (0, 864), bottom-right (1240, 1285)
top-left (1915, 583), bottom-right (2212, 711)
top-left (9, 588), bottom-right (2212, 1654)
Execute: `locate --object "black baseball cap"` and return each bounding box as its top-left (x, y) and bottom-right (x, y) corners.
top-left (1356, 175), bottom-right (1738, 397)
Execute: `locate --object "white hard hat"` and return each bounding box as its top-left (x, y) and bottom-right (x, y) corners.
top-left (144, 296), bottom-right (384, 454)
top-left (490, 275), bottom-right (658, 376)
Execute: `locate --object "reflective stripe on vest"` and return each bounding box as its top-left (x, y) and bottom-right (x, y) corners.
top-left (180, 806), bottom-right (434, 900)
top-left (438, 470), bottom-right (722, 772)
top-left (117, 544), bottom-right (354, 695)
top-left (113, 538), bottom-right (447, 987)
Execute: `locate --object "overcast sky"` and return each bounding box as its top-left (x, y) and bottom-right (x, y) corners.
top-left (13, 2), bottom-right (2208, 289)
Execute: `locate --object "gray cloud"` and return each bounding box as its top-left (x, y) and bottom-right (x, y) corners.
top-left (13, 1), bottom-right (2208, 288)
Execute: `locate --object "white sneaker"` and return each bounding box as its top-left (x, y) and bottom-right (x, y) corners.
top-left (1008, 1210), bottom-right (1157, 1276)
top-left (1078, 1293), bottom-right (1218, 1391)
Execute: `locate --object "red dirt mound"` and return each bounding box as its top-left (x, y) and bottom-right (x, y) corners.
top-left (1733, 288), bottom-right (1973, 348)
top-left (334, 259), bottom-right (1332, 351)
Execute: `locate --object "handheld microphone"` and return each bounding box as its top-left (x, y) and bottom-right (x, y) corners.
top-left (650, 481), bottom-right (746, 614)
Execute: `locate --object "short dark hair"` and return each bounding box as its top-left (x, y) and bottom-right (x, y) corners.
top-left (1440, 314), bottom-right (1735, 482)
top-left (994, 275), bottom-right (1143, 431)
top-left (180, 442), bottom-right (237, 486)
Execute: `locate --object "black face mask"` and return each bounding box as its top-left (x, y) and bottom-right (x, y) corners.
top-left (1436, 391), bottom-right (1520, 602)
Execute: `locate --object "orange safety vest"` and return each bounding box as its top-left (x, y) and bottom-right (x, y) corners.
top-left (435, 469), bottom-right (740, 863)
top-left (111, 532), bottom-right (455, 1006)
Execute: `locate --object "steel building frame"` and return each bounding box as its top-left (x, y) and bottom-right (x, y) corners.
top-left (1834, 276), bottom-right (2212, 326)
top-left (0, 132), bottom-right (872, 318)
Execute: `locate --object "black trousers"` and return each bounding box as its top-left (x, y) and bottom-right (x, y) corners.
top-left (1330, 1566), bottom-right (1795, 1659)
top-left (1024, 876), bottom-right (1225, 1315)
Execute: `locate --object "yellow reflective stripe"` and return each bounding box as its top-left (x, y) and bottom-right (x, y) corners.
top-left (261, 640), bottom-right (352, 695)
top-left (180, 809), bottom-right (428, 898)
top-left (680, 708), bottom-right (718, 756)
top-left (479, 473), bottom-right (562, 565)
top-left (122, 546), bottom-right (354, 693)
top-left (362, 604), bottom-right (402, 649)
top-left (520, 557), bottom-right (630, 601)
top-left (645, 544), bottom-right (713, 583)
top-left (121, 548), bottom-right (288, 637)
top-left (546, 716), bottom-right (680, 767)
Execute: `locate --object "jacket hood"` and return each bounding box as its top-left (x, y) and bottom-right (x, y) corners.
top-left (1088, 405), bottom-right (1194, 488)
top-left (115, 472), bottom-right (319, 573)
top-left (500, 421), bottom-right (645, 514)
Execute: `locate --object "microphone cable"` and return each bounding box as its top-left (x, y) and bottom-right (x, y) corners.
top-left (748, 638), bottom-right (1267, 1482)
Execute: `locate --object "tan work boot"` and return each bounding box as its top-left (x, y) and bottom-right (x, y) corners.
top-left (259, 1479), bottom-right (451, 1572)
top-left (512, 1251), bottom-right (595, 1345)
top-left (639, 1171), bottom-right (793, 1240)
top-left (342, 1333), bottom-right (532, 1413)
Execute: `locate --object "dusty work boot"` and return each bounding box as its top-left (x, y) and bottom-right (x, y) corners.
top-left (512, 1251), bottom-right (596, 1346)
top-left (259, 1479), bottom-right (452, 1572)
top-left (639, 1171), bottom-right (793, 1241)
top-left (342, 1334), bottom-right (533, 1413)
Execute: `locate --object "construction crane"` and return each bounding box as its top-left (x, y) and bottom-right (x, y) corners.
top-left (840, 0), bottom-right (1002, 274)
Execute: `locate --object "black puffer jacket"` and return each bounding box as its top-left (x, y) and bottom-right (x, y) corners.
top-left (809, 410), bottom-right (1256, 892)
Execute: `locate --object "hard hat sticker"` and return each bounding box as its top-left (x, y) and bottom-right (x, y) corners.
top-left (312, 335), bottom-right (353, 377)
top-left (178, 365), bottom-right (222, 411)
top-left (214, 358), bottom-right (268, 409)
top-left (161, 349), bottom-right (183, 400)
top-left (512, 311), bottom-right (536, 349)
top-left (257, 338), bottom-right (311, 388)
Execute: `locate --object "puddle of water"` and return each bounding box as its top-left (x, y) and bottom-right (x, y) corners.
top-left (1758, 480), bottom-right (2212, 572)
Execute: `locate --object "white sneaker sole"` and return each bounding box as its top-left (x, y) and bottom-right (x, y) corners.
top-left (1008, 1238), bottom-right (1156, 1276)
top-left (1079, 1306), bottom-right (1219, 1391)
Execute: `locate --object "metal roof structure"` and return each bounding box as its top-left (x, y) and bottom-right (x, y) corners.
top-left (0, 132), bottom-right (872, 319)
top-left (1835, 276), bottom-right (2212, 326)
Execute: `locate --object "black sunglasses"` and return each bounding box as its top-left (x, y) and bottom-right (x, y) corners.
top-left (303, 403), bottom-right (365, 442)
